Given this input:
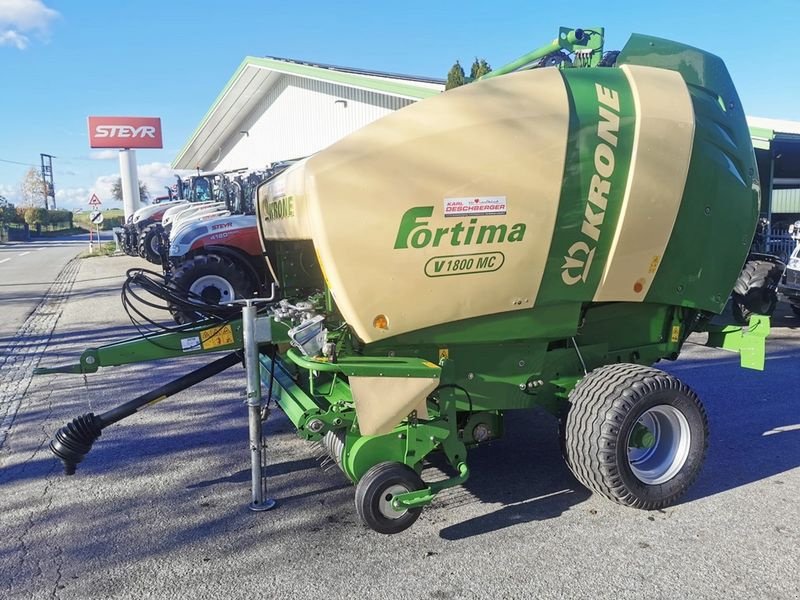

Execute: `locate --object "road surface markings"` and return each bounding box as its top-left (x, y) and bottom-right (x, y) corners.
top-left (762, 423), bottom-right (800, 436)
top-left (0, 257), bottom-right (82, 449)
top-left (0, 258), bottom-right (9, 264)
top-left (18, 251), bottom-right (30, 256)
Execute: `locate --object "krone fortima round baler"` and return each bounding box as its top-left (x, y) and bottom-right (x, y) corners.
top-left (42, 28), bottom-right (771, 534)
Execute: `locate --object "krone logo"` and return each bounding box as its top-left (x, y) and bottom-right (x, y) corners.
top-left (561, 82), bottom-right (620, 286)
top-left (561, 241), bottom-right (595, 285)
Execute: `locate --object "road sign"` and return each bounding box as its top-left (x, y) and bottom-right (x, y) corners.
top-left (88, 193), bottom-right (102, 207)
top-left (90, 210), bottom-right (104, 225)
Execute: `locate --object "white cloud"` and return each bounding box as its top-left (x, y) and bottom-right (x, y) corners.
top-left (0, 0), bottom-right (59, 49)
top-left (138, 162), bottom-right (191, 200)
top-left (54, 186), bottom-right (90, 209)
top-left (0, 29), bottom-right (26, 48)
top-left (52, 162), bottom-right (191, 211)
top-left (0, 183), bottom-right (21, 203)
top-left (89, 150), bottom-right (118, 160)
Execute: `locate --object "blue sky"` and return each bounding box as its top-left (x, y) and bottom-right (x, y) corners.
top-left (1, 0), bottom-right (798, 210)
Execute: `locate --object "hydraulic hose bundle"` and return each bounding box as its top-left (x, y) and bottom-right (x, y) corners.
top-left (121, 267), bottom-right (242, 333)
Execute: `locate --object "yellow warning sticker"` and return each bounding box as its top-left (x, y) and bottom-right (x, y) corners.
top-left (670, 325), bottom-right (681, 343)
top-left (438, 348), bottom-right (449, 361)
top-left (201, 324), bottom-right (235, 350)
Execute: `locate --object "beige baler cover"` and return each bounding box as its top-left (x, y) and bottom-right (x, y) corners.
top-left (260, 68), bottom-right (570, 343)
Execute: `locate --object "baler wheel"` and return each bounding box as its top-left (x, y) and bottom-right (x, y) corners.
top-left (563, 363), bottom-right (708, 510)
top-left (138, 223), bottom-right (163, 264)
top-left (355, 462), bottom-right (424, 535)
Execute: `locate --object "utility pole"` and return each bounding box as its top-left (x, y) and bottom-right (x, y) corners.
top-left (40, 153), bottom-right (56, 210)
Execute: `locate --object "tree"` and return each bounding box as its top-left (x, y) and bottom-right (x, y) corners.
top-left (111, 178), bottom-right (150, 203)
top-left (23, 206), bottom-right (48, 227)
top-left (0, 195), bottom-right (17, 226)
top-left (446, 57), bottom-right (492, 90)
top-left (19, 167), bottom-right (46, 208)
top-left (470, 58), bottom-right (492, 79)
top-left (446, 61), bottom-right (466, 90)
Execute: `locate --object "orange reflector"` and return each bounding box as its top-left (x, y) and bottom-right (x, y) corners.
top-left (373, 314), bottom-right (389, 330)
top-left (633, 279), bottom-right (645, 294)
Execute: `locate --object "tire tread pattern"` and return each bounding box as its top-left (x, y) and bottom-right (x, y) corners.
top-left (168, 253), bottom-right (254, 324)
top-left (564, 363), bottom-right (708, 510)
top-left (137, 223), bottom-right (162, 264)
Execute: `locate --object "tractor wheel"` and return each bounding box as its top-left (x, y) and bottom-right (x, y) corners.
top-left (123, 225), bottom-right (138, 256)
top-left (731, 260), bottom-right (783, 324)
top-left (137, 223), bottom-right (162, 264)
top-left (792, 303), bottom-right (800, 317)
top-left (355, 462), bottom-right (424, 534)
top-left (563, 363), bottom-right (708, 510)
top-left (168, 253), bottom-right (256, 324)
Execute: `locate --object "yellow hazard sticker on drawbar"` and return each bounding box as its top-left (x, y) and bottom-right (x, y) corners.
top-left (670, 325), bottom-right (681, 343)
top-left (201, 324), bottom-right (235, 350)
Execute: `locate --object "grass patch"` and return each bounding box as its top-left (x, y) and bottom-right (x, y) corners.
top-left (74, 208), bottom-right (125, 231)
top-left (79, 242), bottom-right (118, 258)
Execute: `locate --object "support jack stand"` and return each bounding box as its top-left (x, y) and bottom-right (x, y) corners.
top-left (240, 298), bottom-right (277, 512)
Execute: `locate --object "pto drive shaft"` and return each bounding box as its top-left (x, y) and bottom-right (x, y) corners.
top-left (50, 351), bottom-right (242, 475)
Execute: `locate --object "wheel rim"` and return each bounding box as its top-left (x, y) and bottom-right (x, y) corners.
top-left (189, 275), bottom-right (235, 304)
top-left (627, 405), bottom-right (691, 485)
top-left (378, 484), bottom-right (409, 520)
top-left (149, 234), bottom-right (160, 254)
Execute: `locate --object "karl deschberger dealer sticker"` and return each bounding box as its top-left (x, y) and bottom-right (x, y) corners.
top-left (443, 196), bottom-right (507, 218)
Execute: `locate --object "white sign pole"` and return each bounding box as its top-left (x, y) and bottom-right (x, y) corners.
top-left (119, 149), bottom-right (141, 222)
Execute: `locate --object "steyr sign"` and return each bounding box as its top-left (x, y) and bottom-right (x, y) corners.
top-left (87, 116), bottom-right (163, 149)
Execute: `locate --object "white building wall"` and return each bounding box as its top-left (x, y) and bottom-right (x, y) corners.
top-left (216, 74), bottom-right (414, 172)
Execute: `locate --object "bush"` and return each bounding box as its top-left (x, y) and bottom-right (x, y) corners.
top-left (103, 216), bottom-right (124, 229)
top-left (23, 207), bottom-right (48, 226)
top-left (49, 209), bottom-right (73, 228)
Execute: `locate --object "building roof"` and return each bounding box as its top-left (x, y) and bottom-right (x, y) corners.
top-left (172, 56), bottom-right (445, 169)
top-left (748, 116), bottom-right (800, 149)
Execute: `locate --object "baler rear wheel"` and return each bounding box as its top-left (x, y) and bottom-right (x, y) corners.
top-left (563, 363), bottom-right (708, 510)
top-left (355, 462), bottom-right (424, 534)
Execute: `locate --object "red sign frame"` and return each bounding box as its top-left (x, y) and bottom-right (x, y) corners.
top-left (87, 116), bottom-right (163, 149)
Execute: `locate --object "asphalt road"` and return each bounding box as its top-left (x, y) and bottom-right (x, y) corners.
top-left (0, 233), bottom-right (112, 358)
top-left (0, 252), bottom-right (797, 600)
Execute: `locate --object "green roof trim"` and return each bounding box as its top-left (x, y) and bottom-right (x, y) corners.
top-left (748, 126), bottom-right (775, 142)
top-left (172, 56), bottom-right (442, 168)
top-left (242, 56), bottom-right (442, 99)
